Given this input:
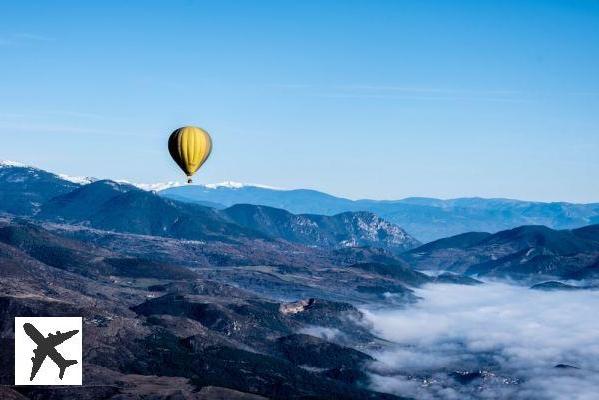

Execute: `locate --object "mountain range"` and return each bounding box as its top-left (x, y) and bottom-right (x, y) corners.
top-left (161, 182), bottom-right (599, 242)
top-left (2, 161), bottom-right (599, 282)
top-left (0, 162), bottom-right (419, 253)
top-left (5, 161), bottom-right (599, 243)
top-left (1, 160), bottom-right (599, 399)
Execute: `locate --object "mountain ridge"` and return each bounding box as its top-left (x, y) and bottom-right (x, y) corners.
top-left (4, 161), bottom-right (599, 242)
top-left (162, 182), bottom-right (599, 242)
top-left (405, 224), bottom-right (599, 279)
top-left (0, 164), bottom-right (419, 253)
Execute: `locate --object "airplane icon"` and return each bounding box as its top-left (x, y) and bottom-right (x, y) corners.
top-left (23, 322), bottom-right (79, 381)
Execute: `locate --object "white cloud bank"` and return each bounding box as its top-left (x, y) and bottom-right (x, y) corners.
top-left (362, 283), bottom-right (599, 400)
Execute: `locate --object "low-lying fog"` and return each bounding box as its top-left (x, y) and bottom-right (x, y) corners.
top-left (362, 283), bottom-right (599, 400)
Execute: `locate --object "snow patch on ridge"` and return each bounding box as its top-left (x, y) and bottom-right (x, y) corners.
top-left (57, 174), bottom-right (96, 185)
top-left (102, 180), bottom-right (281, 192)
top-left (2, 160), bottom-right (96, 185)
top-left (2, 160), bottom-right (281, 191)
top-left (114, 180), bottom-right (283, 192)
top-left (204, 181), bottom-right (283, 190)
top-left (132, 181), bottom-right (184, 191)
top-left (0, 160), bottom-right (28, 168)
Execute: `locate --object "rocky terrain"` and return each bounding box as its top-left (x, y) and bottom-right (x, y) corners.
top-left (0, 217), bottom-right (417, 399)
top-left (223, 204), bottom-right (420, 252)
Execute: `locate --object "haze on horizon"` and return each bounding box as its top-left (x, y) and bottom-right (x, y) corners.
top-left (1, 1), bottom-right (598, 203)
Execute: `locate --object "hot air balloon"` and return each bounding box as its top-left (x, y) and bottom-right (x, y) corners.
top-left (168, 126), bottom-right (212, 183)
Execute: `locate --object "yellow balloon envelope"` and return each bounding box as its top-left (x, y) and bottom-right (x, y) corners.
top-left (168, 126), bottom-right (212, 183)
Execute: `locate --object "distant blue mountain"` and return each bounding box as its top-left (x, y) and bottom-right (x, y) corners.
top-left (161, 184), bottom-right (599, 242)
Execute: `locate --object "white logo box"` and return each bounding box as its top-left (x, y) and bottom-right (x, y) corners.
top-left (14, 317), bottom-right (83, 385)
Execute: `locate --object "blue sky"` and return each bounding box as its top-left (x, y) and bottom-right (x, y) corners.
top-left (1, 1), bottom-right (598, 202)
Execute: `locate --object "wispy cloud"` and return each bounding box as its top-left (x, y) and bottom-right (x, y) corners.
top-left (0, 110), bottom-right (134, 136)
top-left (272, 83), bottom-right (529, 103)
top-left (0, 33), bottom-right (55, 47)
top-left (311, 92), bottom-right (529, 103)
top-left (273, 83), bottom-right (599, 103)
top-left (42, 110), bottom-right (106, 120)
top-left (336, 85), bottom-right (523, 96)
top-left (0, 121), bottom-right (144, 138)
top-left (12, 33), bottom-right (54, 42)
top-left (567, 91), bottom-right (599, 97)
